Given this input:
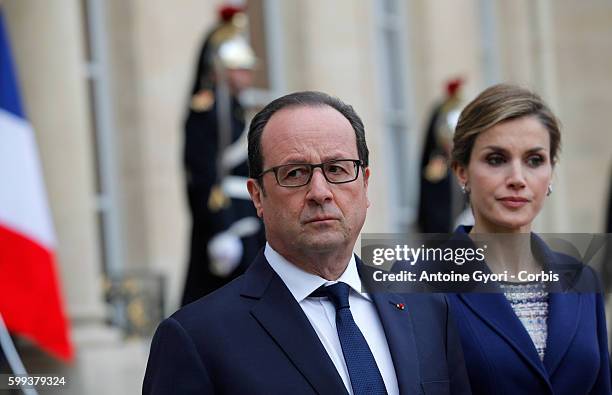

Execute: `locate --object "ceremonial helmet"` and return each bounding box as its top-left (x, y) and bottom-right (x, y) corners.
top-left (190, 5), bottom-right (256, 99)
top-left (436, 77), bottom-right (464, 153)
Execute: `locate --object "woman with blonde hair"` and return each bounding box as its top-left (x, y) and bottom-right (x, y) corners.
top-left (448, 84), bottom-right (611, 394)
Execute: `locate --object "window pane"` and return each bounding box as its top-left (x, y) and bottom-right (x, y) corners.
top-left (246, 0), bottom-right (270, 89)
top-left (383, 29), bottom-right (405, 110)
top-left (384, 0), bottom-right (397, 15)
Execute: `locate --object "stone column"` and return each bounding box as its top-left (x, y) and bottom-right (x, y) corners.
top-left (4, 0), bottom-right (106, 326)
top-left (4, 1), bottom-right (143, 393)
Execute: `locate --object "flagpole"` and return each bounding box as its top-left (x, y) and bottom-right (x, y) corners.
top-left (0, 313), bottom-right (38, 395)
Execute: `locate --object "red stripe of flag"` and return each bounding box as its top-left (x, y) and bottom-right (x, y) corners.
top-left (0, 223), bottom-right (74, 361)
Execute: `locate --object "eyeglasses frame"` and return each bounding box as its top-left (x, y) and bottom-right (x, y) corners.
top-left (256, 159), bottom-right (364, 188)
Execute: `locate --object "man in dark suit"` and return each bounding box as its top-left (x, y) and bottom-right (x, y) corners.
top-left (143, 91), bottom-right (470, 394)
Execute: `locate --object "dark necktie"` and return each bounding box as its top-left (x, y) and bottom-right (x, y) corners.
top-left (312, 282), bottom-right (387, 395)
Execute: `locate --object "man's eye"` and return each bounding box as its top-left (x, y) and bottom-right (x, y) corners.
top-left (327, 165), bottom-right (348, 174)
top-left (486, 154), bottom-right (505, 166)
top-left (284, 167), bottom-right (309, 179)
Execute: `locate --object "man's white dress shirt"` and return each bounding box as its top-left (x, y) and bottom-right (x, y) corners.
top-left (265, 243), bottom-right (400, 395)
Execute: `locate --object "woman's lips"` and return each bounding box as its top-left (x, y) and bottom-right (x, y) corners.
top-left (498, 196), bottom-right (529, 208)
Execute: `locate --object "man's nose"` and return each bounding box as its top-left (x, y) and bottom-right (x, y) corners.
top-left (305, 168), bottom-right (333, 204)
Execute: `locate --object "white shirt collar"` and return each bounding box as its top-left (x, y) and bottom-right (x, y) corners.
top-left (264, 242), bottom-right (370, 303)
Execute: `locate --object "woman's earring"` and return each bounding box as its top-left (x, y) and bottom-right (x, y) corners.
top-left (547, 184), bottom-right (553, 196)
top-left (461, 184), bottom-right (470, 194)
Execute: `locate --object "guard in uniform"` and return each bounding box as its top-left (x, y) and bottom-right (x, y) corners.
top-left (417, 78), bottom-right (470, 233)
top-left (182, 5), bottom-right (265, 306)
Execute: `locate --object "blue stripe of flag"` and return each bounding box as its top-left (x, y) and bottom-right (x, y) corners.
top-left (0, 8), bottom-right (25, 119)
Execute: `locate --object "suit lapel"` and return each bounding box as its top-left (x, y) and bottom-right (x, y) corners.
top-left (459, 293), bottom-right (549, 380)
top-left (370, 291), bottom-right (421, 394)
top-left (531, 234), bottom-right (583, 375)
top-left (358, 259), bottom-right (421, 394)
top-left (242, 253), bottom-right (348, 395)
top-left (543, 292), bottom-right (581, 375)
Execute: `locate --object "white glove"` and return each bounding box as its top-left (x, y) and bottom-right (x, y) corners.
top-left (208, 232), bottom-right (243, 277)
top-left (228, 217), bottom-right (261, 238)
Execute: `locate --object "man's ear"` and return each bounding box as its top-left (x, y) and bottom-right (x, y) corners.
top-left (363, 167), bottom-right (371, 208)
top-left (247, 178), bottom-right (264, 218)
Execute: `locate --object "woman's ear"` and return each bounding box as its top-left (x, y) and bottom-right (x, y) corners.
top-left (453, 163), bottom-right (469, 188)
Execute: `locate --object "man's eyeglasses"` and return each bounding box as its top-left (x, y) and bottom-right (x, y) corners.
top-left (257, 159), bottom-right (363, 188)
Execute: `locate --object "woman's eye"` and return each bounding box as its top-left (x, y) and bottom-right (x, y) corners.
top-left (486, 154), bottom-right (505, 166)
top-left (526, 155), bottom-right (545, 167)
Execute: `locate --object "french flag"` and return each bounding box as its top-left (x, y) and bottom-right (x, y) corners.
top-left (0, 9), bottom-right (73, 361)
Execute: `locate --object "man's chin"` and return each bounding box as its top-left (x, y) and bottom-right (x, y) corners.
top-left (297, 232), bottom-right (347, 252)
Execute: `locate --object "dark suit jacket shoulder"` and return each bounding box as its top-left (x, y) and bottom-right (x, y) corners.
top-left (144, 251), bottom-right (471, 395)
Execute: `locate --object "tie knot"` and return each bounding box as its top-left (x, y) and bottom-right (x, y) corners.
top-left (312, 282), bottom-right (351, 310)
